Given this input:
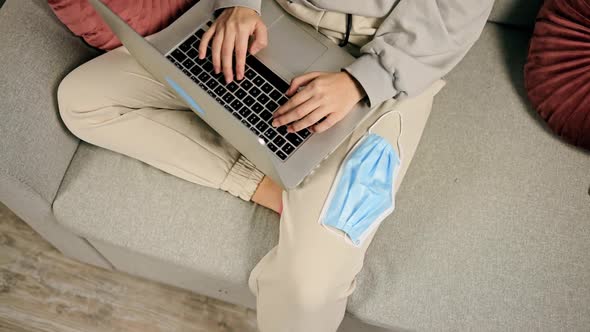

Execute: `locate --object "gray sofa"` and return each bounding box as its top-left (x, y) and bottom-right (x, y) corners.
top-left (2, 0), bottom-right (590, 331)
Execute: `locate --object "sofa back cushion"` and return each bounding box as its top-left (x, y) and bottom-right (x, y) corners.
top-left (48, 0), bottom-right (196, 50)
top-left (524, 0), bottom-right (590, 151)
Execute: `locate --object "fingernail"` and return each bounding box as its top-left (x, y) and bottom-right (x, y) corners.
top-left (272, 120), bottom-right (278, 127)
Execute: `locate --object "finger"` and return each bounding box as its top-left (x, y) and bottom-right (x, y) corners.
top-left (235, 32), bottom-right (249, 80)
top-left (286, 72), bottom-right (322, 96)
top-left (199, 24), bottom-right (216, 59)
top-left (288, 107), bottom-right (331, 133)
top-left (272, 88), bottom-right (313, 119)
top-left (272, 98), bottom-right (321, 127)
top-left (221, 29), bottom-right (236, 83)
top-left (249, 22), bottom-right (268, 55)
top-left (211, 29), bottom-right (225, 74)
top-left (310, 111), bottom-right (346, 133)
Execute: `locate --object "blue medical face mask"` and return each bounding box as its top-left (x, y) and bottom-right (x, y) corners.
top-left (319, 112), bottom-right (402, 247)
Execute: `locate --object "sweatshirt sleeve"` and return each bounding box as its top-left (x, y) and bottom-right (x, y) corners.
top-left (344, 0), bottom-right (494, 107)
top-left (212, 0), bottom-right (262, 15)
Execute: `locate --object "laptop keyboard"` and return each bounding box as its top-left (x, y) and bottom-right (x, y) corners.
top-left (165, 24), bottom-right (312, 161)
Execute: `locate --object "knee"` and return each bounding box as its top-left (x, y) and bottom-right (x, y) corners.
top-left (279, 261), bottom-right (340, 313)
top-left (57, 69), bottom-right (91, 136)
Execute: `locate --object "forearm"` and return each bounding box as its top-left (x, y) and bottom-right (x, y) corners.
top-left (345, 0), bottom-right (494, 107)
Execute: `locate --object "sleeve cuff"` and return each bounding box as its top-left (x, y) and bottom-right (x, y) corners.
top-left (343, 54), bottom-right (400, 108)
top-left (212, 0), bottom-right (262, 15)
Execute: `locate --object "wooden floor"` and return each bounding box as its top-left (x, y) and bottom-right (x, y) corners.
top-left (0, 202), bottom-right (258, 332)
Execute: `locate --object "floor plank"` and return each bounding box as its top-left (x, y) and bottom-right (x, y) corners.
top-left (0, 202), bottom-right (258, 332)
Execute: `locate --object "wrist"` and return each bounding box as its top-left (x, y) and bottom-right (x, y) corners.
top-left (342, 72), bottom-right (366, 103)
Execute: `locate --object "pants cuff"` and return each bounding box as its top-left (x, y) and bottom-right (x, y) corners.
top-left (220, 155), bottom-right (265, 201)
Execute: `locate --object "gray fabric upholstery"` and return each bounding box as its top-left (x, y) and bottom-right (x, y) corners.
top-left (53, 20), bottom-right (590, 330)
top-left (0, 0), bottom-right (98, 204)
top-left (349, 23), bottom-right (590, 330)
top-left (0, 0), bottom-right (110, 269)
top-left (53, 144), bottom-right (281, 288)
top-left (488, 0), bottom-right (543, 27)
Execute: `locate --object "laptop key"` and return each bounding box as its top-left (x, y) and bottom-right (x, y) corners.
top-left (195, 29), bottom-right (206, 38)
top-left (214, 75), bottom-right (227, 85)
top-left (243, 96), bottom-right (255, 106)
top-left (203, 61), bottom-right (214, 72)
top-left (260, 110), bottom-right (273, 121)
top-left (267, 143), bottom-right (278, 152)
top-left (278, 96), bottom-right (289, 105)
top-left (253, 76), bottom-right (265, 86)
top-left (277, 126), bottom-right (288, 135)
top-left (250, 87), bottom-right (261, 97)
top-left (261, 83), bottom-right (273, 94)
top-left (180, 40), bottom-right (192, 53)
top-left (266, 101), bottom-right (279, 112)
top-left (187, 48), bottom-right (199, 59)
top-left (245, 69), bottom-right (256, 80)
top-left (273, 136), bottom-right (286, 148)
top-left (255, 121), bottom-right (268, 132)
top-left (286, 133), bottom-right (303, 147)
top-left (241, 119), bottom-right (251, 129)
top-left (226, 82), bottom-right (239, 92)
top-left (282, 143), bottom-right (295, 155)
top-left (230, 100), bottom-right (243, 111)
top-left (258, 94), bottom-right (270, 105)
top-left (247, 114), bottom-right (260, 125)
top-left (182, 58), bottom-right (195, 69)
top-left (264, 128), bottom-right (277, 140)
top-left (190, 65), bottom-right (202, 76)
top-left (240, 79), bottom-right (253, 91)
top-left (222, 92), bottom-right (235, 103)
top-left (206, 78), bottom-right (219, 90)
top-left (235, 88), bottom-right (247, 100)
top-left (269, 89), bottom-right (282, 101)
top-left (171, 49), bottom-right (186, 62)
top-left (238, 106), bottom-right (251, 117)
top-left (298, 129), bottom-right (311, 139)
top-left (252, 102), bottom-right (264, 113)
top-left (214, 85), bottom-right (227, 96)
top-left (276, 150), bottom-right (288, 160)
top-left (198, 72), bottom-right (211, 83)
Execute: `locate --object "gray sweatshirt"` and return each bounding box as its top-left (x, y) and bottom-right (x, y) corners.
top-left (213, 0), bottom-right (494, 107)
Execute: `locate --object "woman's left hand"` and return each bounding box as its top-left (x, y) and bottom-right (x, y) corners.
top-left (271, 71), bottom-right (366, 133)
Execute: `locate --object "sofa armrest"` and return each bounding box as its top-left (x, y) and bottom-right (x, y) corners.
top-left (0, 0), bottom-right (98, 205)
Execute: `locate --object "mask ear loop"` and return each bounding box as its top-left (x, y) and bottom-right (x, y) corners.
top-left (368, 110), bottom-right (403, 165)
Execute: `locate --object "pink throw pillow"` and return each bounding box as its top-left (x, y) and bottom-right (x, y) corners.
top-left (48, 0), bottom-right (197, 50)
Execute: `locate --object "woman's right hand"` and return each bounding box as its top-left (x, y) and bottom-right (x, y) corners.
top-left (198, 7), bottom-right (268, 84)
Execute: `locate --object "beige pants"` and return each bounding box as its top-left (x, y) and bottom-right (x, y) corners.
top-left (57, 9), bottom-right (444, 332)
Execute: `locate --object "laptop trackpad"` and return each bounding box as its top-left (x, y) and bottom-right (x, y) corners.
top-left (262, 17), bottom-right (327, 77)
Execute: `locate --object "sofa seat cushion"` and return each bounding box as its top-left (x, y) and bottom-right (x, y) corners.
top-left (53, 23), bottom-right (590, 330)
top-left (525, 0), bottom-right (590, 151)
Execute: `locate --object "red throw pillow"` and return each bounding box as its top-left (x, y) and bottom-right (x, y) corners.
top-left (525, 0), bottom-right (590, 151)
top-left (48, 0), bottom-right (197, 50)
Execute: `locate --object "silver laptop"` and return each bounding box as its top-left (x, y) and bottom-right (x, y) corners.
top-left (89, 0), bottom-right (372, 188)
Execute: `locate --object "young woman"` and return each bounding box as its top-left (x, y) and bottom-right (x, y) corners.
top-left (58, 0), bottom-right (493, 330)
